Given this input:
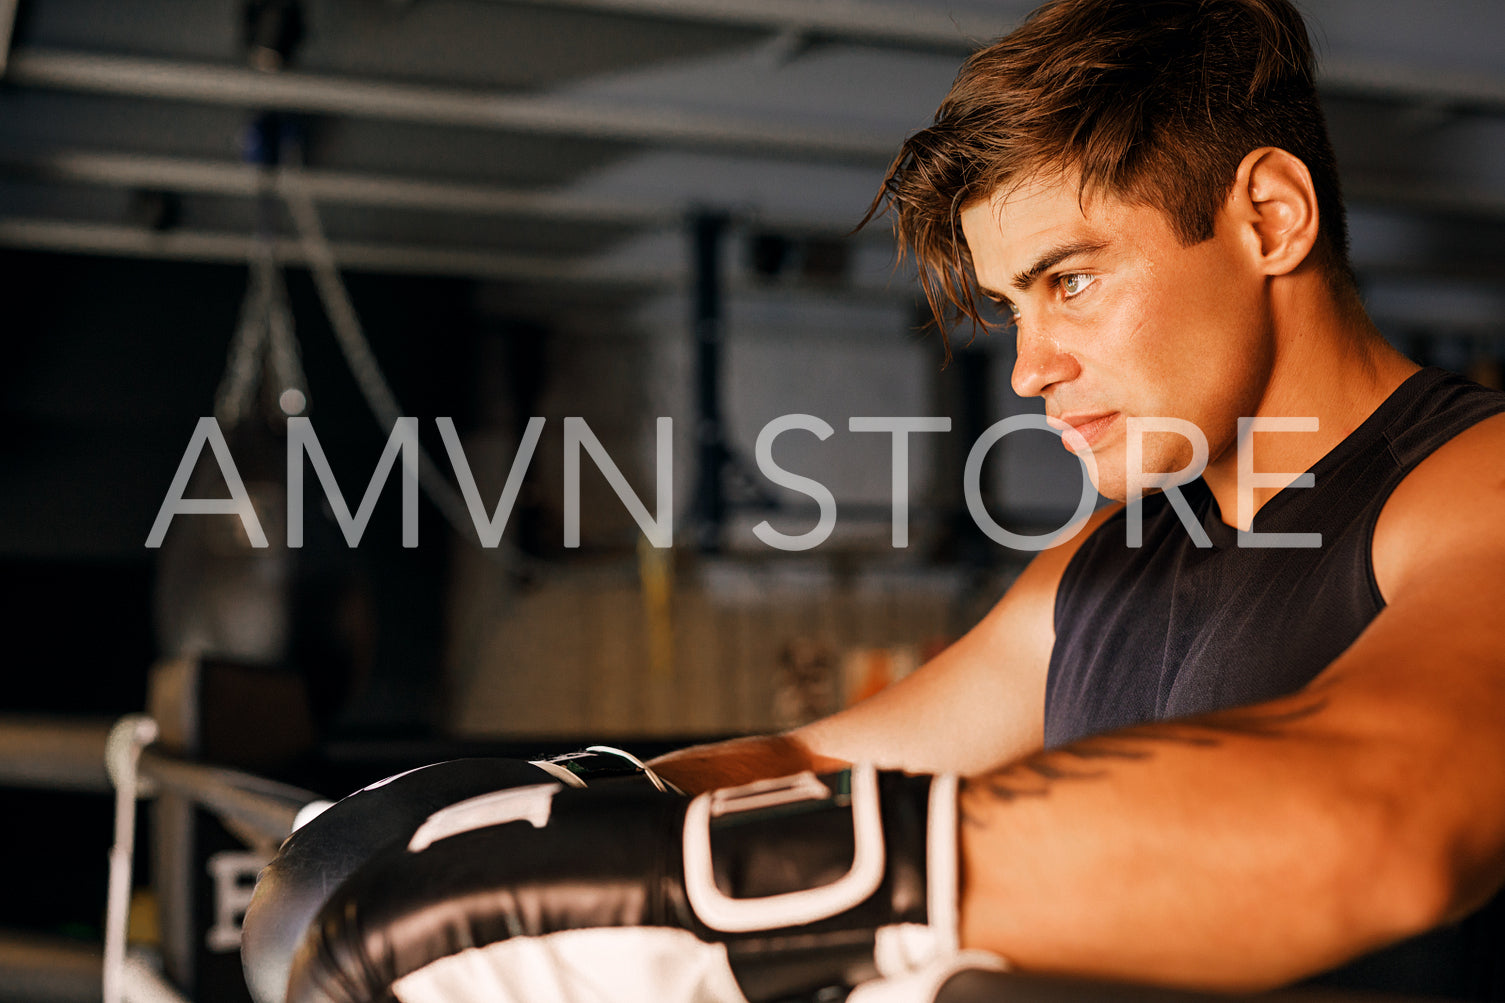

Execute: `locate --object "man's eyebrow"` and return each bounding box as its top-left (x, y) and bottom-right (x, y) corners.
top-left (1008, 239), bottom-right (1108, 292)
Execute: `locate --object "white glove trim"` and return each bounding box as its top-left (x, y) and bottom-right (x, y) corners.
top-left (869, 771), bottom-right (961, 979)
top-left (585, 745), bottom-right (681, 794)
top-left (408, 782), bottom-right (562, 853)
top-left (927, 773), bottom-right (960, 957)
top-left (528, 759), bottom-right (589, 788)
top-left (683, 763), bottom-right (884, 933)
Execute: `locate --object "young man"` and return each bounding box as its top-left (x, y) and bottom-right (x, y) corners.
top-left (645, 0), bottom-right (1505, 994)
top-left (277, 3), bottom-right (1505, 1000)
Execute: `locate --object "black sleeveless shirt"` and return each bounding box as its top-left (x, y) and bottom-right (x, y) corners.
top-left (1046, 366), bottom-right (1505, 999)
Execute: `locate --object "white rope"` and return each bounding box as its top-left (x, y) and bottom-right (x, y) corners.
top-left (213, 247), bottom-right (272, 425)
top-left (263, 255), bottom-right (309, 416)
top-left (280, 167), bottom-right (526, 568)
top-left (103, 715), bottom-right (159, 1003)
top-left (214, 223), bottom-right (310, 425)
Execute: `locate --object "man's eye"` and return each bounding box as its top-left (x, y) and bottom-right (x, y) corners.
top-left (1060, 273), bottom-right (1095, 297)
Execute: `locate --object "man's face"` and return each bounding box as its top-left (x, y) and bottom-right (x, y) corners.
top-left (959, 175), bottom-right (1273, 500)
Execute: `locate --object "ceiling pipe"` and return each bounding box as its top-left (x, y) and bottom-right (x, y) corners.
top-left (0, 216), bottom-right (680, 285)
top-left (0, 150), bottom-right (896, 237)
top-left (2, 151), bottom-right (674, 227)
top-left (5, 49), bottom-right (901, 163)
top-left (0, 216), bottom-right (928, 297)
top-left (482, 0), bottom-right (1505, 114)
top-left (7, 153), bottom-right (1504, 244)
top-left (476, 0), bottom-right (1012, 51)
top-left (2, 215), bottom-right (1497, 334)
top-left (1345, 176), bottom-right (1505, 223)
top-left (9, 48), bottom-right (1505, 178)
top-left (1320, 57), bottom-right (1505, 115)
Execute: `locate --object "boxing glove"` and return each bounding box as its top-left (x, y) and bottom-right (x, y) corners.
top-left (243, 751), bottom-right (671, 1003)
top-left (285, 764), bottom-right (963, 1003)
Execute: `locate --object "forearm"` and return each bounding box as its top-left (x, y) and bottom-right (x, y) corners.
top-left (646, 732), bottom-right (850, 795)
top-left (956, 691), bottom-right (1453, 991)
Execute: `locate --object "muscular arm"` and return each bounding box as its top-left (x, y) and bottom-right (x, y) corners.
top-left (958, 414), bottom-right (1505, 990)
top-left (649, 506), bottom-right (1122, 793)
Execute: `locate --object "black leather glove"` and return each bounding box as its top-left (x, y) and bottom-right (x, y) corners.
top-left (286, 765), bottom-right (963, 1003)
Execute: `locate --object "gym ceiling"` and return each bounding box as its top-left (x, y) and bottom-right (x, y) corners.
top-left (1, 0), bottom-right (1503, 339)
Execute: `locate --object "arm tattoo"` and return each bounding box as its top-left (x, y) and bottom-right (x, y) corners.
top-left (960, 696), bottom-right (1328, 823)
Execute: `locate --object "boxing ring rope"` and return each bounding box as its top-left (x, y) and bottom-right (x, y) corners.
top-left (0, 713), bottom-right (113, 792)
top-left (103, 714), bottom-right (323, 1003)
top-left (135, 747), bottom-right (315, 846)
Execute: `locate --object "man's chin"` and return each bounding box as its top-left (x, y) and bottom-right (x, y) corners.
top-left (1095, 480), bottom-right (1129, 504)
top-left (1081, 442), bottom-right (1208, 505)
top-left (1076, 452), bottom-right (1120, 502)
top-left (1092, 474), bottom-right (1200, 506)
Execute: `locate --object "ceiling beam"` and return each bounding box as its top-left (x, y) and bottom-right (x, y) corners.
top-left (0, 216), bottom-right (680, 286)
top-left (1346, 176), bottom-right (1505, 223)
top-left (480, 1), bottom-right (1505, 114)
top-left (0, 151), bottom-right (892, 238)
top-left (2, 216), bottom-right (1498, 333)
top-left (1321, 58), bottom-right (1505, 115)
top-left (9, 48), bottom-right (1505, 182)
top-left (5, 49), bottom-right (900, 163)
top-left (476, 0), bottom-right (1012, 51)
top-left (7, 153), bottom-right (1503, 254)
top-left (0, 216), bottom-right (921, 300)
top-left (1, 152), bottom-right (673, 227)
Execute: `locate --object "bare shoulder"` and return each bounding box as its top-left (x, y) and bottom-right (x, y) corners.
top-left (1373, 411), bottom-right (1505, 602)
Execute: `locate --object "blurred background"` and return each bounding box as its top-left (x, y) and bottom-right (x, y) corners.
top-left (0, 0), bottom-right (1503, 999)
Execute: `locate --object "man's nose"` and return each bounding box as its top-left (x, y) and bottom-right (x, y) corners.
top-left (1010, 321), bottom-right (1080, 398)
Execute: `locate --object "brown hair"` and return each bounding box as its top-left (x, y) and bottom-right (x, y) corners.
top-left (866, 0), bottom-right (1352, 351)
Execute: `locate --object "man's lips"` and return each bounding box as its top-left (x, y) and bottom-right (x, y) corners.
top-left (1046, 411), bottom-right (1119, 449)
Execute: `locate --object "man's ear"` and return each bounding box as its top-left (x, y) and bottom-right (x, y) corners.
top-left (1228, 147), bottom-right (1321, 277)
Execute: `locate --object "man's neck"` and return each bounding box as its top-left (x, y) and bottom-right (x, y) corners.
top-left (1202, 282), bottom-right (1419, 529)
